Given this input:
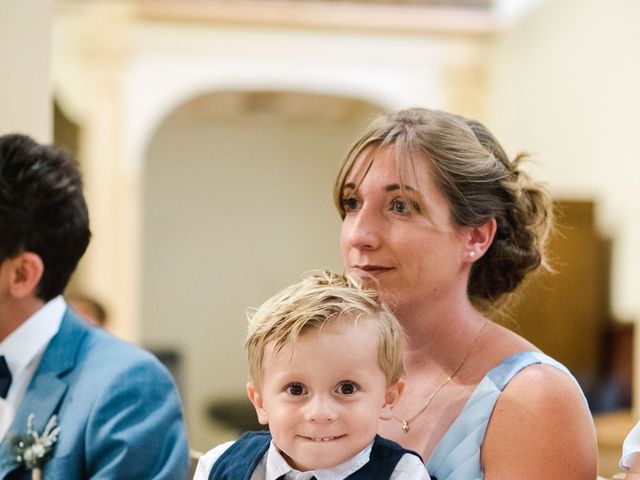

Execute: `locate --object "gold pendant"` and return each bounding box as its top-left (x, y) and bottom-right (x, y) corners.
top-left (401, 420), bottom-right (410, 433)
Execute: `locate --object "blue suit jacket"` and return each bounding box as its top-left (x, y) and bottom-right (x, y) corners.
top-left (0, 308), bottom-right (189, 479)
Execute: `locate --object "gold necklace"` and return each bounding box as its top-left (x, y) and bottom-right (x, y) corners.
top-left (394, 320), bottom-right (489, 433)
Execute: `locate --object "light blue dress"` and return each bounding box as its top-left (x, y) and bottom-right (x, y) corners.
top-left (426, 351), bottom-right (588, 480)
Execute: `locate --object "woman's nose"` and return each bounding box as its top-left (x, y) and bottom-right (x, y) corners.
top-left (342, 207), bottom-right (382, 251)
top-left (304, 395), bottom-right (338, 423)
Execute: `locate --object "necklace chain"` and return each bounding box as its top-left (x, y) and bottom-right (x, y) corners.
top-left (394, 320), bottom-right (489, 433)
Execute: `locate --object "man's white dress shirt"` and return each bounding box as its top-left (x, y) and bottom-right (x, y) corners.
top-left (194, 438), bottom-right (429, 480)
top-left (0, 296), bottom-right (65, 441)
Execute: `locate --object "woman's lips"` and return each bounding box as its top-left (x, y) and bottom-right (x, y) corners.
top-left (350, 265), bottom-right (393, 274)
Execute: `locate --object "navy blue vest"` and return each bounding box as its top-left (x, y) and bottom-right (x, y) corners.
top-left (208, 431), bottom-right (429, 480)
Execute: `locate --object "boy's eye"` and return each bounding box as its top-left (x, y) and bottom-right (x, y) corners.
top-left (341, 196), bottom-right (359, 212)
top-left (286, 383), bottom-right (306, 396)
top-left (336, 382), bottom-right (358, 395)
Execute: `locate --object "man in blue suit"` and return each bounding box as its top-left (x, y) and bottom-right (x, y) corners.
top-left (0, 134), bottom-right (189, 479)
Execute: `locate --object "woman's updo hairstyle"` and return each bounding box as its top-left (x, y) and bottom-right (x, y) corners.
top-left (334, 107), bottom-right (554, 306)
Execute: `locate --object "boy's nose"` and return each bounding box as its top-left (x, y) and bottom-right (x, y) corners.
top-left (304, 395), bottom-right (337, 423)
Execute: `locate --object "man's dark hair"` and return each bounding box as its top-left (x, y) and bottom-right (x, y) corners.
top-left (0, 134), bottom-right (91, 301)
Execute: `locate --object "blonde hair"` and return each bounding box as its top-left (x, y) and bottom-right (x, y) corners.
top-left (334, 108), bottom-right (553, 308)
top-left (245, 270), bottom-right (405, 389)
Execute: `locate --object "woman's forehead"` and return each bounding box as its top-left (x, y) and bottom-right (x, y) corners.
top-left (345, 144), bottom-right (432, 191)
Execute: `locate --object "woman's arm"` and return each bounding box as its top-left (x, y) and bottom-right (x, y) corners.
top-left (481, 364), bottom-right (597, 479)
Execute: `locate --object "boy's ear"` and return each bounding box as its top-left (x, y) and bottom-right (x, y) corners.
top-left (380, 380), bottom-right (404, 421)
top-left (246, 381), bottom-right (269, 425)
top-left (8, 252), bottom-right (44, 299)
top-left (463, 217), bottom-right (497, 262)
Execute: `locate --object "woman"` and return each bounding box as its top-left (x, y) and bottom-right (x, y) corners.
top-left (334, 108), bottom-right (597, 479)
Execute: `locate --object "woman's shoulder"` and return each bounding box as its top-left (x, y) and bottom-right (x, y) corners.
top-left (476, 324), bottom-right (590, 422)
top-left (497, 357), bottom-right (586, 403)
top-left (479, 347), bottom-right (598, 477)
top-left (476, 323), bottom-right (581, 392)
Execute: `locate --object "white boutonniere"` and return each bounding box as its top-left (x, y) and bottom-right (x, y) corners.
top-left (10, 413), bottom-right (60, 480)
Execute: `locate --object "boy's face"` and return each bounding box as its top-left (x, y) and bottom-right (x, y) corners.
top-left (247, 317), bottom-right (402, 472)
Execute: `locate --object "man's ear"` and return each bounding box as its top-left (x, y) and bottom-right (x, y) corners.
top-left (246, 381), bottom-right (269, 425)
top-left (380, 379), bottom-right (404, 421)
top-left (463, 218), bottom-right (497, 262)
top-left (9, 252), bottom-right (44, 299)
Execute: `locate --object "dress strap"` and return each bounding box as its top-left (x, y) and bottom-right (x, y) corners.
top-left (486, 351), bottom-right (573, 391)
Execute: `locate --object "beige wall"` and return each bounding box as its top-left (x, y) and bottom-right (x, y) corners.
top-left (1, 0), bottom-right (52, 141)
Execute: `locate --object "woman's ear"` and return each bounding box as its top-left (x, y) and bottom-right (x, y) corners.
top-left (246, 381), bottom-right (269, 425)
top-left (380, 380), bottom-right (404, 421)
top-left (463, 218), bottom-right (497, 261)
top-left (8, 252), bottom-right (44, 299)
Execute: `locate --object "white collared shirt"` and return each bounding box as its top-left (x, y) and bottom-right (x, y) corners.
top-left (194, 438), bottom-right (429, 480)
top-left (0, 296), bottom-right (66, 441)
top-left (622, 421), bottom-right (640, 468)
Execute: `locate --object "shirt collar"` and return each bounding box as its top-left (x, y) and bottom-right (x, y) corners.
top-left (0, 296), bottom-right (66, 377)
top-left (265, 440), bottom-right (373, 480)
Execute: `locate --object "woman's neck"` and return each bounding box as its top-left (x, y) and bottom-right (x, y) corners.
top-left (395, 295), bottom-right (488, 373)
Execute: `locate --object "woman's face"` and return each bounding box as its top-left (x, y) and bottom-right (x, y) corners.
top-left (339, 147), bottom-right (470, 311)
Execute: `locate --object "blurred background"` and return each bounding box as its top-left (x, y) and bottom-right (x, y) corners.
top-left (2, 0), bottom-right (639, 475)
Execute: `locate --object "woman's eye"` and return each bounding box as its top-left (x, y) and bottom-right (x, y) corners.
top-left (391, 198), bottom-right (422, 215)
top-left (391, 199), bottom-right (408, 214)
top-left (286, 384), bottom-right (305, 396)
top-left (337, 382), bottom-right (358, 395)
top-left (341, 197), bottom-right (359, 212)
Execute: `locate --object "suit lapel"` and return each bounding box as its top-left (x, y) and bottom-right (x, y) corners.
top-left (0, 309), bottom-right (88, 479)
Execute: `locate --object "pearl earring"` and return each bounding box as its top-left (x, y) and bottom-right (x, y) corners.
top-left (468, 251), bottom-right (476, 258)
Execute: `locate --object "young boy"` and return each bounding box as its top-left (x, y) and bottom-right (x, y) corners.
top-left (195, 271), bottom-right (429, 480)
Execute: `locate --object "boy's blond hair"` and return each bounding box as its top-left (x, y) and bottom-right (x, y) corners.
top-left (245, 270), bottom-right (405, 389)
